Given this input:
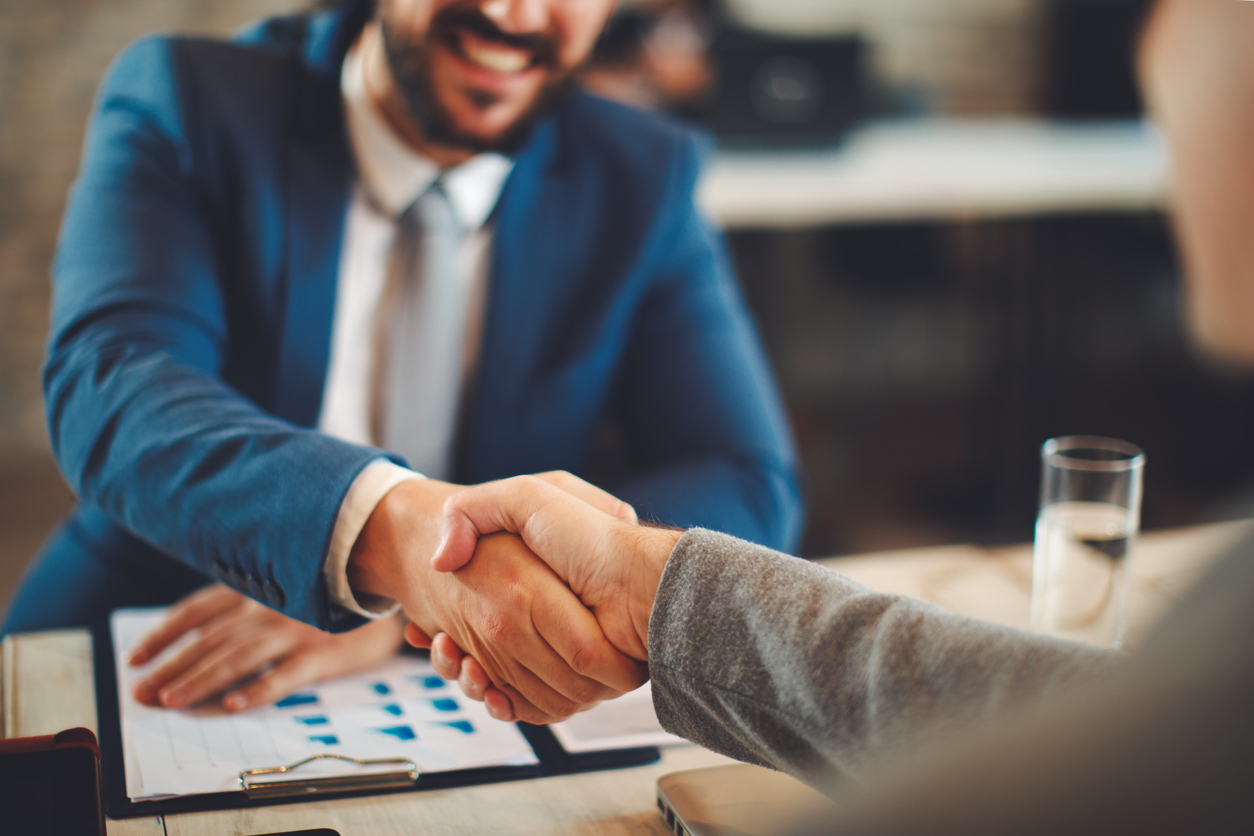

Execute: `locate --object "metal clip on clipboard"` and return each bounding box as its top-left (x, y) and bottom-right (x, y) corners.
top-left (239, 754), bottom-right (420, 799)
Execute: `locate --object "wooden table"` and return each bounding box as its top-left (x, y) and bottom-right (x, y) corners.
top-left (3, 518), bottom-right (1249, 835)
top-left (821, 518), bottom-right (1254, 651)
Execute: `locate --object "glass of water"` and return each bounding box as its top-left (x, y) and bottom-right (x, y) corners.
top-left (1030, 436), bottom-right (1145, 649)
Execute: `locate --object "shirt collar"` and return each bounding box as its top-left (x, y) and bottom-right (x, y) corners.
top-left (340, 38), bottom-right (514, 229)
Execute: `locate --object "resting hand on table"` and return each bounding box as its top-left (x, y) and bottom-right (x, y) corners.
top-left (350, 471), bottom-right (647, 724)
top-left (127, 584), bottom-right (406, 711)
top-left (414, 475), bottom-right (683, 722)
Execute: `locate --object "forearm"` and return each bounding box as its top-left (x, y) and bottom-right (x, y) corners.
top-left (46, 334), bottom-right (387, 630)
top-left (647, 529), bottom-right (1121, 789)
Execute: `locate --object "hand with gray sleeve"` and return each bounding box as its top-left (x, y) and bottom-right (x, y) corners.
top-left (423, 478), bottom-right (1117, 779)
top-left (420, 0), bottom-right (1254, 828)
top-left (425, 473), bottom-right (1254, 833)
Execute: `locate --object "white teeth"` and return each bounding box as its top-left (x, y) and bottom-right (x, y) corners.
top-left (460, 37), bottom-right (530, 74)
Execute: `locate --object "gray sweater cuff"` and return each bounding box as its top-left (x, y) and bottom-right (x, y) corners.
top-left (646, 528), bottom-right (851, 775)
top-left (645, 528), bottom-right (1119, 787)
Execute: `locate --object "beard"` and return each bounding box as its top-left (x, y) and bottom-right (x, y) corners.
top-left (380, 9), bottom-right (577, 156)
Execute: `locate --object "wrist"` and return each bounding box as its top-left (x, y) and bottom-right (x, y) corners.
top-left (622, 524), bottom-right (683, 657)
top-left (347, 478), bottom-right (459, 604)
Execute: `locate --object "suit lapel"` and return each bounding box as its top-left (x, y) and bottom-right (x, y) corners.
top-left (459, 119), bottom-right (582, 480)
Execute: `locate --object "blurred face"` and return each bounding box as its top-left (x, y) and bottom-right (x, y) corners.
top-left (1139, 0), bottom-right (1254, 363)
top-left (377, 0), bottom-right (616, 154)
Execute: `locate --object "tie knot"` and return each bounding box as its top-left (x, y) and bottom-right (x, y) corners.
top-left (411, 181), bottom-right (462, 238)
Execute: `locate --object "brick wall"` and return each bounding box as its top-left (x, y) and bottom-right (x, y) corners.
top-left (0, 0), bottom-right (300, 458)
top-left (724, 0), bottom-right (1046, 114)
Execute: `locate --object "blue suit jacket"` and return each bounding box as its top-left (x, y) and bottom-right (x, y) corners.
top-left (36, 0), bottom-right (802, 632)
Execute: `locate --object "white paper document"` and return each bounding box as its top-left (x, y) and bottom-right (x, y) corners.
top-left (551, 681), bottom-right (688, 753)
top-left (112, 608), bottom-right (539, 801)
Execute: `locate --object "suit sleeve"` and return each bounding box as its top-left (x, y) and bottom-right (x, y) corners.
top-left (610, 137), bottom-right (805, 552)
top-left (648, 529), bottom-right (1121, 791)
top-left (44, 37), bottom-right (383, 631)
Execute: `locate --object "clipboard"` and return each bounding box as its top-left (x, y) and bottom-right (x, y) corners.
top-left (92, 618), bottom-right (660, 819)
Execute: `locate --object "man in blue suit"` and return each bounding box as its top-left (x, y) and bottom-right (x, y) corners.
top-left (3, 0), bottom-right (802, 723)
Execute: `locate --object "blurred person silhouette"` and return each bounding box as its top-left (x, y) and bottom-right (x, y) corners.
top-left (422, 0), bottom-right (1254, 830)
top-left (0, 0), bottom-right (803, 722)
top-left (581, 0), bottom-right (716, 115)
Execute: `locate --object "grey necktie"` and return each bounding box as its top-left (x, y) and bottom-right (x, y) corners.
top-left (373, 181), bottom-right (469, 479)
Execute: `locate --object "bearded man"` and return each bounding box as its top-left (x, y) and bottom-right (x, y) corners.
top-left (3, 0), bottom-right (802, 724)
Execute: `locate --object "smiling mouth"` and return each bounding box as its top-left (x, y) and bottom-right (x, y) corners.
top-left (451, 29), bottom-right (537, 75)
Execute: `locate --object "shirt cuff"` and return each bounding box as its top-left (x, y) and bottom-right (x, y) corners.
top-left (324, 459), bottom-right (424, 619)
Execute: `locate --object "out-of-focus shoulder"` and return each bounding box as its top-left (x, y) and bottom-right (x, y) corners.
top-left (554, 89), bottom-right (711, 178)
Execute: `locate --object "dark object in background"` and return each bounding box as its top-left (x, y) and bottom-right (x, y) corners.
top-left (592, 8), bottom-right (656, 67)
top-left (728, 216), bottom-right (1254, 557)
top-left (709, 27), bottom-right (866, 148)
top-left (1043, 0), bottom-right (1154, 118)
top-left (0, 727), bottom-right (106, 836)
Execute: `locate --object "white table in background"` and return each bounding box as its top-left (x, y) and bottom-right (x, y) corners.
top-left (700, 118), bottom-right (1170, 229)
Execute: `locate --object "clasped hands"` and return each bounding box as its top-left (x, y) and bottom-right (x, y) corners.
top-left (128, 471), bottom-right (677, 725)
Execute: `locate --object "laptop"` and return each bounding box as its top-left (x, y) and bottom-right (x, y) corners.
top-left (656, 764), bottom-right (841, 836)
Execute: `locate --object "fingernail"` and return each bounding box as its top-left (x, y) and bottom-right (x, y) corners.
top-left (127, 651), bottom-right (145, 666)
top-left (223, 693), bottom-right (247, 712)
top-left (134, 681), bottom-right (156, 703)
top-left (160, 686), bottom-right (186, 707)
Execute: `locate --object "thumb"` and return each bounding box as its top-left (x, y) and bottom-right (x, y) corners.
top-left (431, 475), bottom-right (559, 573)
top-left (431, 476), bottom-right (608, 585)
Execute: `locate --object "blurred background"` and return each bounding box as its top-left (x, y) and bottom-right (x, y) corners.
top-left (3, 0), bottom-right (1254, 612)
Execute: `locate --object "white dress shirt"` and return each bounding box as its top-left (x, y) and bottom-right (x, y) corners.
top-left (318, 40), bottom-right (514, 618)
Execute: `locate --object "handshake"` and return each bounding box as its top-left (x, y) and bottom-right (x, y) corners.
top-left (413, 473), bottom-right (683, 723)
top-left (129, 473), bottom-right (682, 724)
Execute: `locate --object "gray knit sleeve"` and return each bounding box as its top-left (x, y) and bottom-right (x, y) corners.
top-left (648, 528), bottom-right (1120, 789)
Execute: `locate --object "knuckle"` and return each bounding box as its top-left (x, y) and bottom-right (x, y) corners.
top-left (529, 687), bottom-right (577, 720)
top-left (463, 657), bottom-right (490, 689)
top-left (569, 679), bottom-right (609, 707)
top-left (218, 657), bottom-right (253, 682)
top-left (273, 659), bottom-right (315, 693)
top-left (566, 639), bottom-right (602, 678)
top-left (544, 703), bottom-right (577, 723)
top-left (505, 579), bottom-right (535, 613)
top-left (245, 679), bottom-right (280, 706)
top-left (202, 585), bottom-right (232, 604)
top-left (287, 656), bottom-right (318, 681)
top-left (480, 613), bottom-right (516, 648)
top-left (518, 474), bottom-right (546, 493)
top-left (458, 676), bottom-right (483, 700)
top-left (513, 701), bottom-right (550, 724)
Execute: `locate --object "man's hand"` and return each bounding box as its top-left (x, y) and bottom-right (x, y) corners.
top-left (127, 584), bottom-right (405, 711)
top-left (420, 475), bottom-right (682, 721)
top-left (346, 473), bottom-right (646, 724)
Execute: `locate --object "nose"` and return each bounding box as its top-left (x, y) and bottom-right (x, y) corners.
top-left (479, 0), bottom-right (549, 35)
